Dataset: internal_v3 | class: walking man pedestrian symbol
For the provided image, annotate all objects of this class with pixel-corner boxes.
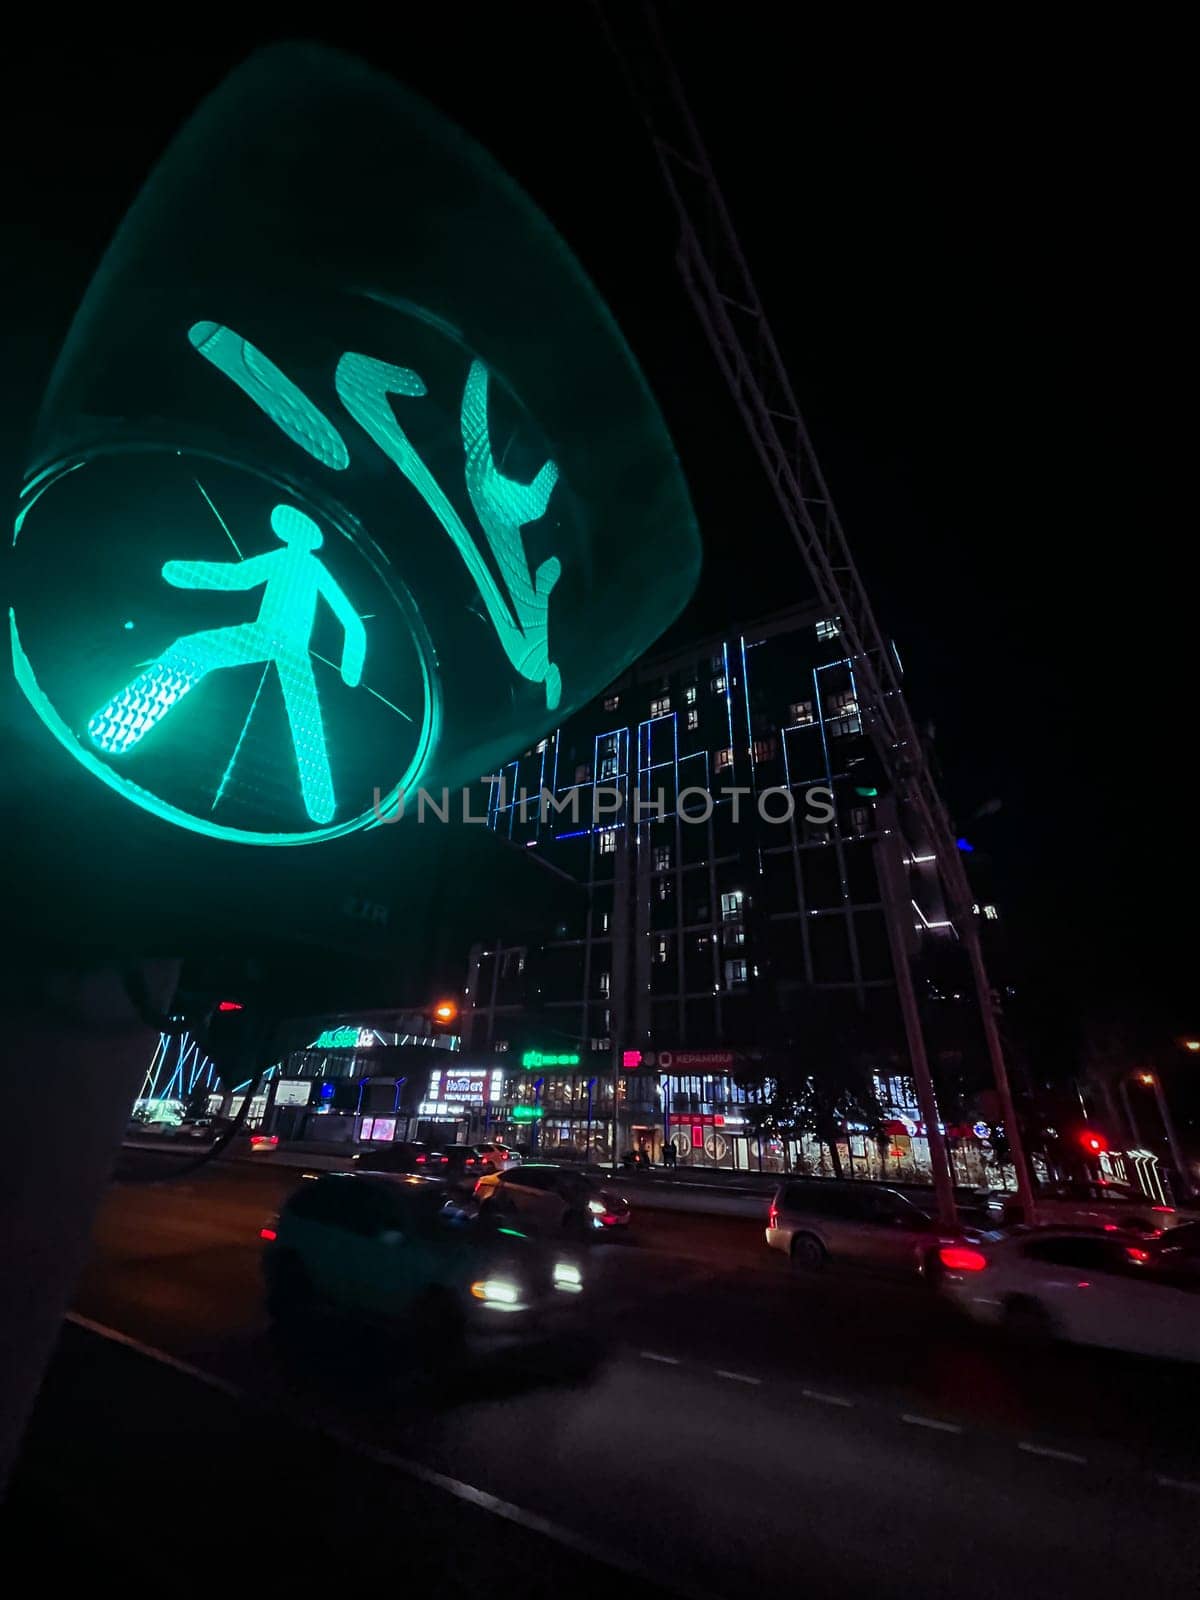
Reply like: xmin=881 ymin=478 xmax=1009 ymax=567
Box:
xmin=88 ymin=505 xmax=366 ymax=824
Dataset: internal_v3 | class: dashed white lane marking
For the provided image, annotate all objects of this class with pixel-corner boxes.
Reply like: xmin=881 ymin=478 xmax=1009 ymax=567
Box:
xmin=902 ymin=1414 xmax=963 ymax=1434
xmin=67 ymin=1315 xmax=723 ymax=1600
xmin=715 ymin=1369 xmax=761 ymax=1385
xmin=639 ymin=1350 xmax=681 ymax=1364
xmin=1018 ymin=1442 xmax=1088 ymax=1465
xmin=801 ymin=1389 xmax=855 ymax=1408
xmin=1155 ymin=1475 xmax=1200 ymax=1494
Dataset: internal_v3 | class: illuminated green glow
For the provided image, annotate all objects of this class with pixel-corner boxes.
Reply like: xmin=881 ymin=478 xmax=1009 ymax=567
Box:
xmin=188 ymin=321 xmax=350 ymax=471
xmin=336 ymin=353 xmax=562 ymax=709
xmin=460 ymin=361 xmax=561 ymax=708
xmin=10 ymin=452 xmax=440 ymax=848
xmin=86 ymin=505 xmax=366 ymax=824
xmin=521 ymin=1050 xmax=580 ymax=1069
xmin=512 ymin=1105 xmax=544 ymax=1122
xmin=312 ymin=1027 xmax=361 ymax=1049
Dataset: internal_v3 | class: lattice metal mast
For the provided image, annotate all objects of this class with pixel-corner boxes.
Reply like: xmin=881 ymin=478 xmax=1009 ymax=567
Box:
xmin=599 ymin=4 xmax=1036 ymax=1222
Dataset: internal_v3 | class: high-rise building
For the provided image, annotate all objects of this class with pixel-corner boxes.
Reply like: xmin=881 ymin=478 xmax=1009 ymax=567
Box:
xmin=458 ymin=602 xmax=963 ymax=1172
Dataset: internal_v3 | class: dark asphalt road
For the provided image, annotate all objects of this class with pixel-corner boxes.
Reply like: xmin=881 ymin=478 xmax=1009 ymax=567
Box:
xmin=25 ymin=1160 xmax=1200 ymax=1594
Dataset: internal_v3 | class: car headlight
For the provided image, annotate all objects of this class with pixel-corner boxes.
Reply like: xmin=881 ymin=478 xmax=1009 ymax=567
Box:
xmin=553 ymin=1261 xmax=584 ymax=1292
xmin=469 ymin=1277 xmax=523 ymax=1308
xmin=587 ymin=1199 xmax=606 ymax=1215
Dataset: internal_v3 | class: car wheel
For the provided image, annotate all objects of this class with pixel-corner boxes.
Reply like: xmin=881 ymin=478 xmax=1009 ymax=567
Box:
xmin=563 ymin=1208 xmax=589 ymax=1239
xmin=1003 ymin=1295 xmax=1056 ymax=1344
xmin=790 ymin=1232 xmax=826 ymax=1272
xmin=265 ymin=1251 xmax=313 ymax=1324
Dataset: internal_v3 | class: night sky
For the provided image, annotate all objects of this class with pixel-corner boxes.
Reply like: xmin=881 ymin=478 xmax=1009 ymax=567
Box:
xmin=3 ymin=14 xmax=1191 ymax=1042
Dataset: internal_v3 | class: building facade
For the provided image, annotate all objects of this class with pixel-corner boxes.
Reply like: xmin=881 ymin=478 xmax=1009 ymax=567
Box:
xmin=461 ymin=603 xmax=963 ymax=1171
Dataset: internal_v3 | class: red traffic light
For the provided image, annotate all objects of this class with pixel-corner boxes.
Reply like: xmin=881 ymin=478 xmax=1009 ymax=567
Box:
xmin=217 ymin=1000 xmax=244 ymax=1012
xmin=1079 ymin=1130 xmax=1108 ymax=1155
xmin=432 ymin=1000 xmax=458 ymax=1025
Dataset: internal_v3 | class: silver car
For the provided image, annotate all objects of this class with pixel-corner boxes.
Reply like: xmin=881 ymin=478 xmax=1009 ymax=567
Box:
xmin=766 ymin=1179 xmax=952 ymax=1275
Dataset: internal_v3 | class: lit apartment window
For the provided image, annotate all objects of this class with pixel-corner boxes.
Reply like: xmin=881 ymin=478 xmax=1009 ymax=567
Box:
xmin=654 ymin=845 xmax=672 ymax=871
xmin=604 ymin=695 xmax=620 ymax=711
xmin=710 ymin=654 xmax=724 ymax=673
xmin=650 ymin=696 xmax=671 ymax=718
xmin=984 ymin=904 xmax=999 ymax=920
xmin=599 ymin=755 xmax=619 ymax=779
xmin=712 ymin=675 xmax=726 ymax=695
xmin=751 ymin=737 xmax=778 ymax=761
xmin=721 ymin=889 xmax=744 ymax=922
xmin=598 ymin=971 xmax=611 ymax=996
xmin=656 ymin=878 xmax=673 ymax=903
xmin=598 ymin=828 xmax=617 ymax=854
xmin=789 ymin=700 xmax=814 ymax=726
xmin=575 ymin=763 xmax=592 ymax=783
xmin=686 ymin=708 xmax=699 ymax=731
xmin=850 ymin=806 xmax=871 ymax=836
xmin=826 ymin=689 xmax=861 ymax=736
xmin=685 ymin=685 xmax=697 ymax=705
xmin=653 ymin=937 xmax=670 ymax=965
xmin=599 ymin=910 xmax=610 ymax=932
xmin=715 ymin=747 xmax=733 ymax=772
xmin=695 ymin=935 xmax=710 ymax=954
xmin=816 ymin=617 xmax=840 ymax=640
xmin=600 ymin=734 xmax=618 ymax=755
xmin=724 ymin=925 xmax=745 ymax=947
xmin=724 ymin=959 xmax=748 ymax=988
xmin=536 ymin=737 xmax=549 ymax=753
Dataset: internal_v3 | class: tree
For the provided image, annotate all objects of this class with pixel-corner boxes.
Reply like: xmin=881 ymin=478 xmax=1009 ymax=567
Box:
xmin=741 ymin=995 xmax=889 ymax=1178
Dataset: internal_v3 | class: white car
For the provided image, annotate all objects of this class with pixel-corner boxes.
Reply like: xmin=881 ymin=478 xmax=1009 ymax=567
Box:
xmin=1000 ymin=1179 xmax=1184 ymax=1235
xmin=938 ymin=1228 xmax=1200 ymax=1362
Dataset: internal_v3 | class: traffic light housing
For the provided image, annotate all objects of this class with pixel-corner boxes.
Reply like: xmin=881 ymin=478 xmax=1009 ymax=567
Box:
xmin=5 ymin=43 xmax=699 ymax=973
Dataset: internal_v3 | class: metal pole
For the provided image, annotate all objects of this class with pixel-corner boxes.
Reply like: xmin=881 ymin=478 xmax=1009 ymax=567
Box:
xmin=961 ymin=925 xmax=1038 ymax=1225
xmin=1119 ymin=1078 xmax=1139 ymax=1147
xmin=1150 ymin=1074 xmax=1191 ymax=1198
xmin=874 ymin=831 xmax=958 ymax=1229
xmin=0 ymin=958 xmax=180 ymax=1492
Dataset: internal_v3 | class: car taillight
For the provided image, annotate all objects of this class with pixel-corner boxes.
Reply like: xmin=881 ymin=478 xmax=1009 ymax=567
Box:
xmin=938 ymin=1246 xmax=988 ymax=1272
xmin=415 ymin=1155 xmax=426 ymax=1164
xmin=768 ymin=1207 xmax=778 ymax=1228
xmin=1152 ymin=1206 xmax=1175 ymax=1214
xmin=260 ymin=1227 xmax=277 ymax=1242
xmin=1126 ymin=1246 xmax=1152 ymax=1264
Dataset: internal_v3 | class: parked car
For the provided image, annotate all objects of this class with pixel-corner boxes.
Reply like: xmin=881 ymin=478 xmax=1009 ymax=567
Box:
xmin=474 ymin=1163 xmax=631 ymax=1236
xmin=765 ymin=1178 xmax=981 ymax=1276
xmin=351 ymin=1141 xmax=430 ymax=1174
xmin=1003 ymin=1178 xmax=1185 ymax=1235
xmin=260 ymin=1173 xmax=587 ymax=1353
xmin=473 ymin=1142 xmax=521 ymax=1172
xmin=937 ymin=1226 xmax=1200 ymax=1360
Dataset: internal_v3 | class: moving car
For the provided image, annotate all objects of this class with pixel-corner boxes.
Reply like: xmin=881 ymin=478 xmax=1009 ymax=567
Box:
xmin=474 ymin=1163 xmax=631 ymax=1236
xmin=260 ymin=1173 xmax=586 ymax=1352
xmin=765 ymin=1178 xmax=974 ymax=1276
xmin=351 ymin=1141 xmax=430 ymax=1174
xmin=937 ymin=1227 xmax=1200 ymax=1360
xmin=1002 ymin=1178 xmax=1183 ymax=1234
